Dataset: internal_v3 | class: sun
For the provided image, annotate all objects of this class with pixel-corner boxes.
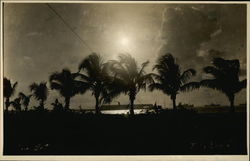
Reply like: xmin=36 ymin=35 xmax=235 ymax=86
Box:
xmin=113 ymin=32 xmax=134 ymax=55
xmin=120 ymin=37 xmax=129 ymax=47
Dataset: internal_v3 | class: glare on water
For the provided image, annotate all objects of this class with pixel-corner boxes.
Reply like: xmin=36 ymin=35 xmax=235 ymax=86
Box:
xmin=101 ymin=109 xmax=148 ymax=114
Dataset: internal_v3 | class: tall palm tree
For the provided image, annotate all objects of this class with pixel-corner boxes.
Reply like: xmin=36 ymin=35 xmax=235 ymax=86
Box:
xmin=49 ymin=68 xmax=88 ymax=110
xmin=109 ymin=54 xmax=153 ymax=115
xmin=149 ymin=53 xmax=199 ymax=110
xmin=19 ymin=92 xmax=32 ymax=111
xmin=10 ymin=97 xmax=22 ymax=111
xmin=201 ymin=57 xmax=246 ymax=112
xmin=77 ymin=53 xmax=114 ymax=114
xmin=29 ymin=82 xmax=48 ymax=110
xmin=3 ymin=77 xmax=18 ymax=111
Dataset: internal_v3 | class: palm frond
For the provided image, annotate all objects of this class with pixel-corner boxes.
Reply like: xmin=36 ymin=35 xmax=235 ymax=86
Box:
xmin=118 ymin=54 xmax=138 ymax=78
xmin=73 ymin=80 xmax=90 ymax=94
xmin=30 ymin=82 xmax=48 ymax=101
xmin=202 ymin=56 xmax=245 ymax=103
xmin=212 ymin=57 xmax=227 ymax=69
xmin=75 ymin=73 xmax=91 ymax=82
xmin=180 ymin=82 xmax=200 ymax=92
xmin=151 ymin=53 xmax=196 ymax=98
xmin=18 ymin=92 xmax=26 ymax=99
xmin=203 ymin=66 xmax=221 ymax=78
xmin=10 ymin=97 xmax=21 ymax=111
xmin=12 ymin=82 xmax=18 ymax=95
xmin=3 ymin=78 xmax=18 ymax=98
xmin=180 ymin=68 xmax=196 ymax=84
xmin=137 ymin=73 xmax=154 ymax=90
xmin=235 ymin=79 xmax=247 ymax=93
xmin=50 ymin=82 xmax=62 ymax=90
xmin=138 ymin=60 xmax=149 ymax=76
xmin=148 ymin=83 xmax=164 ymax=92
xmin=79 ymin=53 xmax=103 ymax=78
xmin=200 ymin=79 xmax=223 ymax=91
xmin=18 ymin=92 xmax=32 ymax=107
xmin=29 ymin=83 xmax=38 ymax=92
xmin=239 ymin=79 xmax=247 ymax=88
xmin=49 ymin=71 xmax=61 ymax=82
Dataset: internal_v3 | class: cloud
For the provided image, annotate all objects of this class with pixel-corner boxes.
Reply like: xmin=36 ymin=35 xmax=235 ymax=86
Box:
xmin=156 ymin=4 xmax=246 ymax=106
xmin=158 ymin=4 xmax=246 ymax=75
xmin=159 ymin=5 xmax=219 ymax=60
xmin=4 ymin=3 xmax=246 ymax=108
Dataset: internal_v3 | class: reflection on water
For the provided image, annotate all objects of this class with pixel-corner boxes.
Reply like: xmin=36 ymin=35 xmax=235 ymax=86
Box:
xmin=101 ymin=109 xmax=151 ymax=114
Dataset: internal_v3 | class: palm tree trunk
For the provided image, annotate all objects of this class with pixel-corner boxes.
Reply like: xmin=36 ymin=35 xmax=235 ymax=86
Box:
xmin=64 ymin=97 xmax=70 ymax=110
xmin=173 ymin=99 xmax=176 ymax=111
xmin=5 ymin=98 xmax=10 ymax=111
xmin=171 ymin=94 xmax=177 ymax=111
xmin=40 ymin=100 xmax=44 ymax=110
xmin=130 ymin=98 xmax=135 ymax=115
xmin=129 ymin=91 xmax=136 ymax=115
xmin=95 ymin=94 xmax=100 ymax=114
xmin=228 ymin=94 xmax=235 ymax=113
xmin=17 ymin=103 xmax=21 ymax=111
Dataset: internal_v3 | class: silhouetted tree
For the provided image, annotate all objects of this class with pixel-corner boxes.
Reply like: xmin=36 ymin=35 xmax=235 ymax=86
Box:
xmin=29 ymin=82 xmax=48 ymax=110
xmin=19 ymin=92 xmax=32 ymax=111
xmin=49 ymin=68 xmax=88 ymax=110
xmin=78 ymin=53 xmax=114 ymax=114
xmin=10 ymin=97 xmax=21 ymax=111
xmin=149 ymin=53 xmax=199 ymax=110
xmin=201 ymin=57 xmax=246 ymax=112
xmin=109 ymin=54 xmax=153 ymax=115
xmin=3 ymin=77 xmax=18 ymax=111
xmin=51 ymin=98 xmax=64 ymax=112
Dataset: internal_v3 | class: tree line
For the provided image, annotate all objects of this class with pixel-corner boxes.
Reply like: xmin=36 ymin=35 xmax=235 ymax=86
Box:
xmin=3 ymin=52 xmax=247 ymax=115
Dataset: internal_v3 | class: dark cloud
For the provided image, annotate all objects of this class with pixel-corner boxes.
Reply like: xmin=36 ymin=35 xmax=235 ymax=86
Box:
xmin=159 ymin=5 xmax=218 ymax=58
xmin=159 ymin=4 xmax=246 ymax=75
xmin=157 ymin=4 xmax=246 ymax=107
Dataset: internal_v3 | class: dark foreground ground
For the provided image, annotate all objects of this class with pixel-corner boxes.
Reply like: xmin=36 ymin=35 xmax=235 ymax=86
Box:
xmin=4 ymin=109 xmax=247 ymax=155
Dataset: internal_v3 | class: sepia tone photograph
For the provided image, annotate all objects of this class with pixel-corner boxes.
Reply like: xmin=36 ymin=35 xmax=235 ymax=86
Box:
xmin=1 ymin=1 xmax=248 ymax=159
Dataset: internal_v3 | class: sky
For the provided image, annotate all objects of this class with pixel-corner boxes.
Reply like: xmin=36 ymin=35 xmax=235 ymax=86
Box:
xmin=3 ymin=3 xmax=247 ymax=109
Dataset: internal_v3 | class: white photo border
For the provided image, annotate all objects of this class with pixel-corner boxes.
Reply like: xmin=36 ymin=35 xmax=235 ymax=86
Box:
xmin=0 ymin=1 xmax=249 ymax=161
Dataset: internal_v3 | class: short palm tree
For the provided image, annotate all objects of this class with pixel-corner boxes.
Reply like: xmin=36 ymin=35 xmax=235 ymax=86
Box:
xmin=201 ymin=57 xmax=246 ymax=112
xmin=51 ymin=98 xmax=64 ymax=111
xmin=49 ymin=68 xmax=88 ymax=110
xmin=77 ymin=53 xmax=114 ymax=114
xmin=29 ymin=82 xmax=48 ymax=110
xmin=149 ymin=53 xmax=199 ymax=110
xmin=3 ymin=77 xmax=18 ymax=111
xmin=109 ymin=54 xmax=153 ymax=115
xmin=10 ymin=97 xmax=22 ymax=111
xmin=19 ymin=92 xmax=32 ymax=111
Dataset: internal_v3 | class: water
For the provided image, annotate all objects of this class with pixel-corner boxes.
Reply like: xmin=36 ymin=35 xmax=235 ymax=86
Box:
xmin=101 ymin=109 xmax=149 ymax=114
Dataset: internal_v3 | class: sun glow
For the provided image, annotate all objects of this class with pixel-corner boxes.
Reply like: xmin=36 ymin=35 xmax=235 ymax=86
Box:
xmin=120 ymin=37 xmax=129 ymax=47
xmin=111 ymin=31 xmax=136 ymax=59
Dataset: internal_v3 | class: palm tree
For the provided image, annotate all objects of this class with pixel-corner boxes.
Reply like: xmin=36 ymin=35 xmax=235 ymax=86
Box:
xmin=51 ymin=98 xmax=64 ymax=111
xmin=149 ymin=53 xmax=199 ymax=110
xmin=29 ymin=82 xmax=48 ymax=110
xmin=200 ymin=57 xmax=246 ymax=112
xmin=3 ymin=77 xmax=18 ymax=111
xmin=109 ymin=54 xmax=153 ymax=115
xmin=49 ymin=68 xmax=88 ymax=110
xmin=19 ymin=92 xmax=32 ymax=111
xmin=77 ymin=53 xmax=114 ymax=114
xmin=10 ymin=97 xmax=22 ymax=111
